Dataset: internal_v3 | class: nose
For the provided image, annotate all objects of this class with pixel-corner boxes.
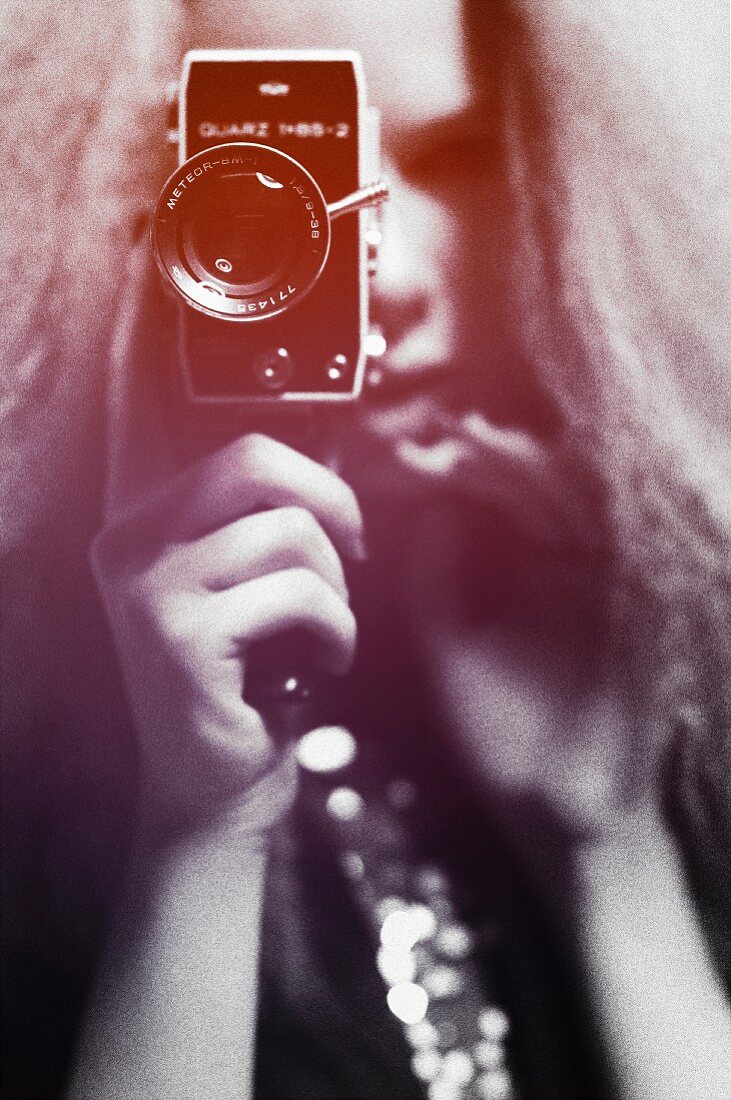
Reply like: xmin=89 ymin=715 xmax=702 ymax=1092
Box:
xmin=369 ymin=171 xmax=456 ymax=379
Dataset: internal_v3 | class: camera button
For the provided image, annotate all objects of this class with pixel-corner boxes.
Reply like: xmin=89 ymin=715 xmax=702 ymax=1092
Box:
xmin=252 ymin=347 xmax=294 ymax=392
xmin=325 ymin=354 xmax=349 ymax=383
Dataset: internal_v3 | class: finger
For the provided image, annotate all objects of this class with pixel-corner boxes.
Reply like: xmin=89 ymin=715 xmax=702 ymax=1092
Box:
xmin=215 ymin=567 xmax=357 ymax=676
xmin=168 ymin=434 xmax=365 ymax=557
xmin=182 ymin=506 xmax=349 ymax=599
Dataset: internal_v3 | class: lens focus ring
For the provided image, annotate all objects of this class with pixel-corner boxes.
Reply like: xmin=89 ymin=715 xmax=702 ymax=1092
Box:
xmin=153 ymin=143 xmax=331 ymax=322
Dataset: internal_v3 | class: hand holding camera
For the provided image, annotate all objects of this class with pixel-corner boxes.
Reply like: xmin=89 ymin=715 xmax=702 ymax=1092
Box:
xmin=91 ymin=433 xmax=363 ymax=841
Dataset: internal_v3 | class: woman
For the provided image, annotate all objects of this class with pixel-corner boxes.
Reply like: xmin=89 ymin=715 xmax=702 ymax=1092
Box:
xmin=1 ymin=1 xmax=729 ymax=1098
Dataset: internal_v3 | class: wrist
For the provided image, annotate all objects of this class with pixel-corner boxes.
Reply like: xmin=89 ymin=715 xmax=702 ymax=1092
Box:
xmin=573 ymin=806 xmax=687 ymax=915
xmin=133 ymin=745 xmax=298 ymax=855
xmin=119 ymin=805 xmax=275 ymax=932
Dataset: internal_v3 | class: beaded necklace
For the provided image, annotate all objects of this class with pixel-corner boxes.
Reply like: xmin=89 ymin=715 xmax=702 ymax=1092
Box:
xmin=295 ymin=724 xmax=519 ymax=1100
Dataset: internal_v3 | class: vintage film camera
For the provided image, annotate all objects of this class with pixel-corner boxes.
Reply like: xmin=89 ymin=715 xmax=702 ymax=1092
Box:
xmin=153 ymin=49 xmax=388 ymax=403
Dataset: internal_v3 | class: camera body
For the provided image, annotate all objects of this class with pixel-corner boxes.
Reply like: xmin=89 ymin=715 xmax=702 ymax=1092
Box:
xmin=155 ymin=50 xmax=380 ymax=402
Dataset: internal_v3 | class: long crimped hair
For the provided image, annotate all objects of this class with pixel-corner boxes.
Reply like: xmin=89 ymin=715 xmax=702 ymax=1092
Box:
xmin=468 ymin=1 xmax=730 ymax=951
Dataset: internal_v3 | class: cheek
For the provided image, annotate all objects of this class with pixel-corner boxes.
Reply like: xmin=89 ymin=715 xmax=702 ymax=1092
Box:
xmin=450 ymin=182 xmax=518 ymax=340
xmin=379 ymin=168 xmax=456 ymax=286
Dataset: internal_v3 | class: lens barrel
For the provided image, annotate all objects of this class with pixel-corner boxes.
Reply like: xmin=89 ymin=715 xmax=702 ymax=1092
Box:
xmin=153 ymin=143 xmax=330 ymax=321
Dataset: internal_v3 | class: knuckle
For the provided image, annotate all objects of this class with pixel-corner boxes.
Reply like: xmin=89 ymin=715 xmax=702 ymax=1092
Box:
xmin=283 ymin=506 xmax=323 ymax=551
xmin=237 ymin=431 xmax=272 ymax=473
xmin=288 ymin=566 xmax=323 ymax=607
xmin=153 ymin=592 xmax=204 ymax=655
xmin=324 ymin=469 xmax=361 ymax=527
xmin=289 ymin=568 xmax=355 ymax=642
xmin=120 ymin=553 xmax=193 ymax=628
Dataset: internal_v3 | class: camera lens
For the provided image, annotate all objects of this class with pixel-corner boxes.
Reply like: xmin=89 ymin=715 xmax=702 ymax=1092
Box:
xmin=183 ymin=171 xmax=296 ymax=293
xmin=153 ymin=143 xmax=330 ymax=321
